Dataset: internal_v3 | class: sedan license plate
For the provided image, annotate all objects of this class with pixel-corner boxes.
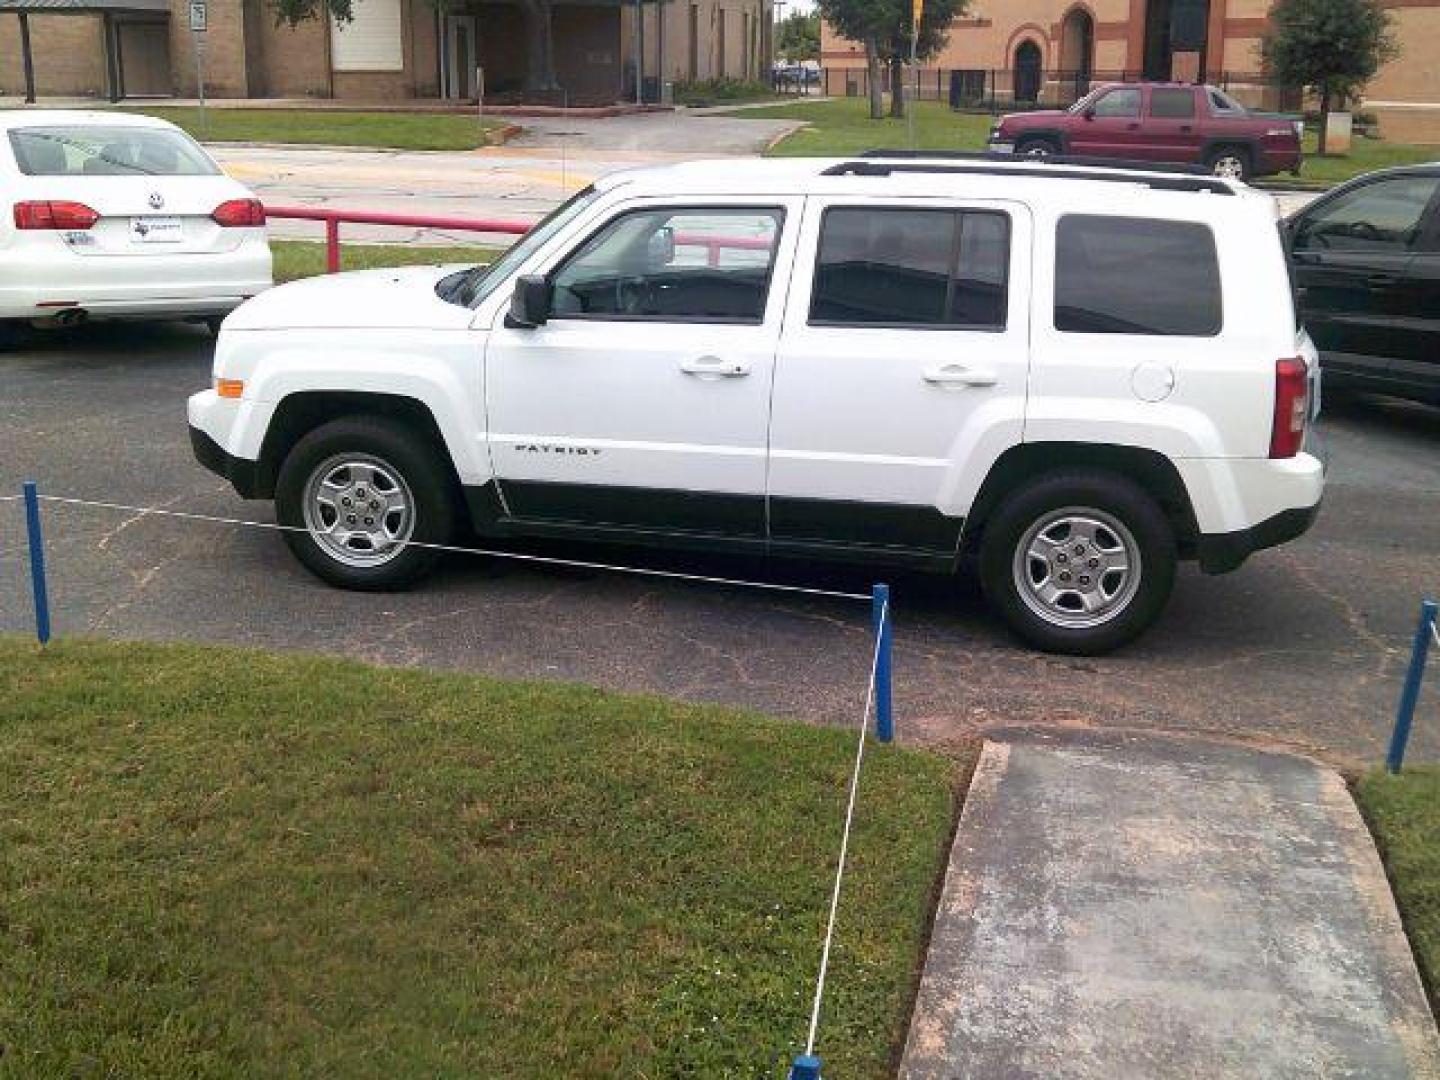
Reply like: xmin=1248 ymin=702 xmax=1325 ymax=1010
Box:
xmin=130 ymin=216 xmax=183 ymax=244
xmin=988 ymin=142 xmax=1015 ymax=155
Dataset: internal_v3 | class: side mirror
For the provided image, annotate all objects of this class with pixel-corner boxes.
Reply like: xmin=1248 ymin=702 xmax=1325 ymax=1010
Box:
xmin=507 ymin=274 xmax=552 ymax=329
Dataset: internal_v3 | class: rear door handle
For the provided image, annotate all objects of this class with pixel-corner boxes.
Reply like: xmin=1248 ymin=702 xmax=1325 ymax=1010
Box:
xmin=923 ymin=363 xmax=998 ymax=387
xmin=1179 ymin=124 xmax=1193 ymax=133
xmin=679 ymin=355 xmax=750 ymax=378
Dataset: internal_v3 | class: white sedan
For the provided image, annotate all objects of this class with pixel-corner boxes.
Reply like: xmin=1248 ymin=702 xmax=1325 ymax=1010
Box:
xmin=0 ymin=110 xmax=271 ymax=343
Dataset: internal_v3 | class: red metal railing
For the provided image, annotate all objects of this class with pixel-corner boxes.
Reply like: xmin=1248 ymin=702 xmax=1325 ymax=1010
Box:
xmin=263 ymin=204 xmax=776 ymax=273
xmin=264 ymin=205 xmax=533 ymax=273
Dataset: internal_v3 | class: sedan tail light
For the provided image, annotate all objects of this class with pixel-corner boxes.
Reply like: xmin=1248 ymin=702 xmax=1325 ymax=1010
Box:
xmin=1270 ymin=357 xmax=1309 ymax=459
xmin=211 ymin=199 xmax=265 ymax=228
xmin=14 ymin=200 xmax=100 ymax=230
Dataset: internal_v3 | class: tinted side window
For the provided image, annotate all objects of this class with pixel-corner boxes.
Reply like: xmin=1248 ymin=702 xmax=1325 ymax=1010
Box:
xmin=1150 ymin=88 xmax=1195 ymax=119
xmin=550 ymin=207 xmax=783 ymax=323
xmin=1055 ymin=215 xmax=1222 ymax=336
xmin=1093 ymin=88 xmax=1142 ymax=118
xmin=1291 ymin=177 xmax=1439 ymax=254
xmin=811 ymin=208 xmax=1009 ymax=328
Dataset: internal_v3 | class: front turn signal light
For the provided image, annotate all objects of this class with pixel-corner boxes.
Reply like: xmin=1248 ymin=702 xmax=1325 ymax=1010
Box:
xmin=216 ymin=378 xmax=244 ymax=399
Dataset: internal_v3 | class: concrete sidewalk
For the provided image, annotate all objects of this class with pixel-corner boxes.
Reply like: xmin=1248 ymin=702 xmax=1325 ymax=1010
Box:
xmin=903 ymin=731 xmax=1440 ymax=1079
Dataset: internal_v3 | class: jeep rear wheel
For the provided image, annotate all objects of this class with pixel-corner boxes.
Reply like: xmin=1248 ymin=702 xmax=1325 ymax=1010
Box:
xmin=1017 ymin=137 xmax=1058 ymax=158
xmin=1207 ymin=146 xmax=1251 ymax=182
xmin=979 ymin=471 xmax=1177 ymax=654
xmin=276 ymin=416 xmax=455 ymax=590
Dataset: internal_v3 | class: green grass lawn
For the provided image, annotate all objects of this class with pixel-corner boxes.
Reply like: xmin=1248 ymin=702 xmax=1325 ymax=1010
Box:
xmin=741 ymin=98 xmax=994 ymax=157
xmin=1295 ymin=132 xmax=1438 ymax=186
xmin=270 ymin=239 xmax=500 ymax=283
xmin=114 ymin=107 xmax=507 ymax=151
xmin=0 ymin=637 xmax=962 ymax=1078
xmin=1355 ymin=767 xmax=1440 ymax=1012
xmin=731 ymin=98 xmax=1436 ymax=185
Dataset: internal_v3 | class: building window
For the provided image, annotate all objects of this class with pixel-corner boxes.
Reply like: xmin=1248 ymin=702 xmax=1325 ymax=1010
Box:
xmin=330 ymin=0 xmax=404 ymax=73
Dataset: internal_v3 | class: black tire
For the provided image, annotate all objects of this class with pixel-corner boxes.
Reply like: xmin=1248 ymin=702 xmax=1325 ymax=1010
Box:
xmin=0 ymin=320 xmax=21 ymax=350
xmin=978 ymin=470 xmax=1177 ymax=655
xmin=1016 ymin=136 xmax=1058 ymax=158
xmin=1206 ymin=145 xmax=1252 ymax=182
xmin=275 ymin=415 xmax=456 ymax=591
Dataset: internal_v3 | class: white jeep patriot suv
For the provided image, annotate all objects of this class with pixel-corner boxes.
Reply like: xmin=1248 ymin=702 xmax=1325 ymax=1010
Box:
xmin=188 ymin=155 xmax=1323 ymax=654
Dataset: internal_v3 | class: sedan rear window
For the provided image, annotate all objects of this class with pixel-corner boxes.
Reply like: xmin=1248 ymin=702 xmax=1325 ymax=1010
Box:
xmin=1054 ymin=215 xmax=1222 ymax=336
xmin=8 ymin=126 xmax=220 ymax=177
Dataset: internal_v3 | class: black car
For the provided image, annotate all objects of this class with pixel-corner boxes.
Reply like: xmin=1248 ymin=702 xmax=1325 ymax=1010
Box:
xmin=1286 ymin=163 xmax=1440 ymax=406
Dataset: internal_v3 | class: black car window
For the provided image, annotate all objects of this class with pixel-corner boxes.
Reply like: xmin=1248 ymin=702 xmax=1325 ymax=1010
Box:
xmin=1055 ymin=215 xmax=1222 ymax=336
xmin=550 ymin=207 xmax=784 ymax=323
xmin=1150 ymin=88 xmax=1196 ymax=119
xmin=1291 ymin=176 xmax=1439 ymax=254
xmin=1092 ymin=88 xmax=1142 ymax=118
xmin=810 ymin=207 xmax=1010 ymax=329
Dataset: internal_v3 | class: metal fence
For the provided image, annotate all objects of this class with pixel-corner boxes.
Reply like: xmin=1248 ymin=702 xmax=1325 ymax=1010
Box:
xmin=822 ymin=67 xmax=1303 ymax=114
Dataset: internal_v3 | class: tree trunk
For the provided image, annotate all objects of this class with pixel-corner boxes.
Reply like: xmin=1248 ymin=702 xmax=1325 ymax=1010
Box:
xmin=888 ymin=56 xmax=906 ymax=118
xmin=520 ymin=0 xmax=560 ymax=97
xmin=865 ymin=38 xmax=884 ymax=119
xmin=1317 ymin=80 xmax=1330 ymax=156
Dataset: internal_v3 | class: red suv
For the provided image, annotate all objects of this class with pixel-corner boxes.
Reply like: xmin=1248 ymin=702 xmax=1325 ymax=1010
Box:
xmin=987 ymin=83 xmax=1303 ymax=182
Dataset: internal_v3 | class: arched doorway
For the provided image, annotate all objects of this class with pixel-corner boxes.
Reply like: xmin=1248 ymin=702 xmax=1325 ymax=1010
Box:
xmin=1014 ymin=40 xmax=1042 ymax=105
xmin=1058 ymin=6 xmax=1094 ymax=101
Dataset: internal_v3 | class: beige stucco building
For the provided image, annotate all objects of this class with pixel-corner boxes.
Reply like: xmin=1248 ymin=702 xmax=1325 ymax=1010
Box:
xmin=0 ymin=0 xmax=768 ymax=104
xmin=821 ymin=0 xmax=1440 ymax=141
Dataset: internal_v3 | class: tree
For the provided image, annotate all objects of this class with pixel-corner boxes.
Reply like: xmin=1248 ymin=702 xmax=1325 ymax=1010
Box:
xmin=271 ymin=0 xmax=561 ymax=95
xmin=817 ymin=0 xmax=967 ymax=119
xmin=776 ymin=11 xmax=821 ymax=62
xmin=1261 ymin=0 xmax=1396 ymax=154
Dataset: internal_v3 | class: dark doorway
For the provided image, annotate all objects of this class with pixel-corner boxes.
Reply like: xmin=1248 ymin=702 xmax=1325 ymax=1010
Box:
xmin=1143 ymin=0 xmax=1209 ymax=80
xmin=1014 ymin=40 xmax=1041 ymax=104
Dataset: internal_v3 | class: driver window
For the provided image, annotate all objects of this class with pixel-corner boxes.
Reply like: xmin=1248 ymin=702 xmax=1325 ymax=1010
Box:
xmin=550 ymin=206 xmax=784 ymax=323
xmin=1293 ymin=177 xmax=1438 ymax=253
xmin=1092 ymin=87 xmax=1141 ymax=118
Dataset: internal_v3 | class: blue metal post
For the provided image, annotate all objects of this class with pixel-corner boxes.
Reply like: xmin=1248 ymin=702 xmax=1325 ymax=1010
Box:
xmin=1387 ymin=599 xmax=1438 ymax=774
xmin=22 ymin=481 xmax=51 ymax=645
xmin=872 ymin=583 xmax=893 ymax=743
xmin=789 ymin=1053 xmax=822 ymax=1080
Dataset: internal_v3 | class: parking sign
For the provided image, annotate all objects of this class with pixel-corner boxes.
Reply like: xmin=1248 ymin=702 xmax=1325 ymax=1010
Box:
xmin=189 ymin=0 xmax=206 ymax=32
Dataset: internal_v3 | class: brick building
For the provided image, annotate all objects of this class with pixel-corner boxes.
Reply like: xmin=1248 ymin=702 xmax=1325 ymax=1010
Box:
xmin=0 ymin=0 xmax=769 ymax=104
xmin=820 ymin=0 xmax=1440 ymax=141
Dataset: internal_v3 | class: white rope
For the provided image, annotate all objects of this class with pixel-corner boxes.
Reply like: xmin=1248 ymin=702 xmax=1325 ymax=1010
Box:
xmin=804 ymin=598 xmax=886 ymax=1056
xmin=0 ymin=495 xmax=21 ymax=503
xmin=29 ymin=494 xmax=872 ymax=603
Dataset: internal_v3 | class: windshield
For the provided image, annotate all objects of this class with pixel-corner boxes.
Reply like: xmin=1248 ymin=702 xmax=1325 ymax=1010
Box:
xmin=439 ymin=184 xmax=602 ymax=308
xmin=1067 ymin=87 xmax=1108 ymax=114
xmin=8 ymin=126 xmax=220 ymax=176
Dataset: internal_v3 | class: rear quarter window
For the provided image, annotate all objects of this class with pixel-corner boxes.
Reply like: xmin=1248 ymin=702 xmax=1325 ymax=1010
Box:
xmin=1054 ymin=215 xmax=1222 ymax=336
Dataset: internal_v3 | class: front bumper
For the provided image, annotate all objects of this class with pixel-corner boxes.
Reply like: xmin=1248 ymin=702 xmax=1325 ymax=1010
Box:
xmin=1196 ymin=500 xmax=1321 ymax=574
xmin=190 ymin=425 xmax=267 ymax=498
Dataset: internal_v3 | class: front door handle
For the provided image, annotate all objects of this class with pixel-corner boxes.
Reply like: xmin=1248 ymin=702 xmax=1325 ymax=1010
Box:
xmin=680 ymin=355 xmax=750 ymax=378
xmin=923 ymin=363 xmax=998 ymax=387
xmin=1367 ymin=274 xmax=1399 ymax=290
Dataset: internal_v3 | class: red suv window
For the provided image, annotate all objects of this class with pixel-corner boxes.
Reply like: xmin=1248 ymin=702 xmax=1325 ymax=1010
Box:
xmin=1150 ymin=88 xmax=1196 ymax=119
xmin=1092 ymin=88 xmax=1142 ymax=118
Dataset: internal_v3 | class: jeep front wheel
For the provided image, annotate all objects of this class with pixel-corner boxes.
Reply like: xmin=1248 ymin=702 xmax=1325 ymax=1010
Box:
xmin=978 ymin=471 xmax=1176 ymax=654
xmin=276 ymin=416 xmax=455 ymax=590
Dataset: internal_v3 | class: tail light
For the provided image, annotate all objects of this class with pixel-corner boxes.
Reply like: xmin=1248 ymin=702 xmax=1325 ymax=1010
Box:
xmin=1270 ymin=357 xmax=1309 ymax=459
xmin=212 ymin=199 xmax=265 ymax=228
xmin=14 ymin=200 xmax=100 ymax=230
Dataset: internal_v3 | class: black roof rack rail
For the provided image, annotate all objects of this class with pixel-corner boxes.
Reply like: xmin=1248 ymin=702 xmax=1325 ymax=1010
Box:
xmin=822 ymin=156 xmax=1234 ymax=195
xmin=858 ymin=149 xmax=1213 ymax=177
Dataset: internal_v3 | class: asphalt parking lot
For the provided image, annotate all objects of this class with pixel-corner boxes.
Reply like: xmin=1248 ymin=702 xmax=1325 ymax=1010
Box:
xmin=2 ymin=321 xmax=1437 ymax=766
